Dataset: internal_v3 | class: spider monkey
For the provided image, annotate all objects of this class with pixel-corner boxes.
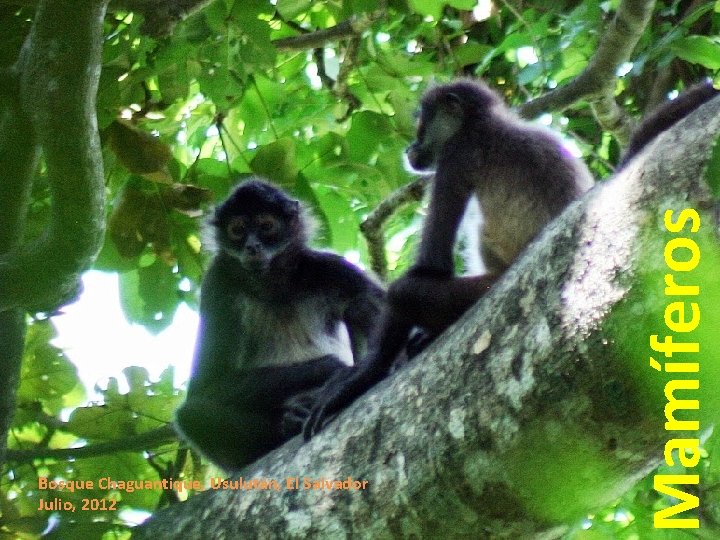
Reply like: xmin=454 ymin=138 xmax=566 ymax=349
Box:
xmin=305 ymin=78 xmax=719 ymax=438
xmin=175 ymin=179 xmax=383 ymax=471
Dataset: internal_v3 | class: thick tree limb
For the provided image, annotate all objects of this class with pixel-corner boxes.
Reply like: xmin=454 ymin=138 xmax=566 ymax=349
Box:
xmin=0 ymin=21 xmax=36 ymax=468
xmin=134 ymin=90 xmax=720 ymax=540
xmin=0 ymin=0 xmax=108 ymax=312
xmin=0 ymin=312 xmax=25 ymax=465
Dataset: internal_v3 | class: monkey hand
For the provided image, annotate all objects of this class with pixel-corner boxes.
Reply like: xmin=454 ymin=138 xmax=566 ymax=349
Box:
xmin=280 ymin=389 xmax=322 ymax=438
xmin=303 ymin=367 xmax=380 ymax=440
xmin=406 ymin=328 xmax=436 ymax=358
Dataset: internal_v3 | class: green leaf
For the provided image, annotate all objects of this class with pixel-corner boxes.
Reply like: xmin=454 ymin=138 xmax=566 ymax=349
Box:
xmin=277 ymin=0 xmax=312 ymax=19
xmin=447 ymin=0 xmax=476 ymax=9
xmin=313 ymin=185 xmax=359 ymax=252
xmin=18 ymin=322 xmax=84 ymax=414
xmin=67 ymin=405 xmax=135 ymax=440
xmin=346 ymin=111 xmax=393 ymax=163
xmin=670 ymin=36 xmax=720 ymax=70
xmin=454 ymin=42 xmax=493 ymax=67
xmin=408 ymin=0 xmax=444 ymax=18
xmin=250 ymin=138 xmax=299 ymax=186
xmin=189 ymin=158 xmax=233 ymax=200
xmin=118 ymin=262 xmax=179 ymax=334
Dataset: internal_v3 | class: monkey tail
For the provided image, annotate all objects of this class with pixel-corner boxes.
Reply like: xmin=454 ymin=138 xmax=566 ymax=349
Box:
xmin=620 ymin=80 xmax=719 ymax=167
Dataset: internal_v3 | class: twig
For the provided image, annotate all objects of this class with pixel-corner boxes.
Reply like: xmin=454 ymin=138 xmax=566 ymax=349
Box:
xmin=360 ymin=177 xmax=427 ymax=278
xmin=272 ymin=13 xmax=378 ymax=50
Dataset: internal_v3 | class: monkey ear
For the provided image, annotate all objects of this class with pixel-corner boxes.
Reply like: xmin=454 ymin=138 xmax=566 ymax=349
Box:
xmin=440 ymin=92 xmax=463 ymax=116
xmin=287 ymin=200 xmax=300 ymax=216
xmin=445 ymin=92 xmax=460 ymax=104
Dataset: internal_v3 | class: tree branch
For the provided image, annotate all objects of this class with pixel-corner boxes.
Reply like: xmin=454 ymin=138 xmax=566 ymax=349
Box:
xmin=120 ymin=0 xmax=214 ymax=37
xmin=5 ymin=425 xmax=177 ymax=463
xmin=272 ymin=13 xmax=379 ymax=51
xmin=134 ymin=86 xmax=720 ymax=540
xmin=0 ymin=0 xmax=109 ymax=312
xmin=0 ymin=0 xmax=213 ymax=37
xmin=359 ymin=177 xmax=427 ymax=279
xmin=519 ymin=0 xmax=656 ymax=144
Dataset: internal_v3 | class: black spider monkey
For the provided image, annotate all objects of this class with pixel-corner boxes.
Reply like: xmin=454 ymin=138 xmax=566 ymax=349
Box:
xmin=304 ymin=78 xmax=719 ymax=438
xmin=175 ymin=178 xmax=384 ymax=471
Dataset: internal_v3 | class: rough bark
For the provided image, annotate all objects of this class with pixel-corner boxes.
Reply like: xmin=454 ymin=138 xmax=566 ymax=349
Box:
xmin=134 ymin=96 xmax=720 ymax=538
xmin=0 ymin=0 xmax=108 ymax=312
xmin=0 ymin=0 xmax=108 ymax=465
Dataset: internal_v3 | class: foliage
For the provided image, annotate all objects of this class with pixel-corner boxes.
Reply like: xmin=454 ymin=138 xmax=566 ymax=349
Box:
xmin=1 ymin=0 xmax=719 ymax=537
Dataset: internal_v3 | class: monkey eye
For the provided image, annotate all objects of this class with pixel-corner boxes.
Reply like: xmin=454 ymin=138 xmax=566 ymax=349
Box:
xmin=256 ymin=214 xmax=281 ymax=237
xmin=226 ymin=217 xmax=246 ymax=241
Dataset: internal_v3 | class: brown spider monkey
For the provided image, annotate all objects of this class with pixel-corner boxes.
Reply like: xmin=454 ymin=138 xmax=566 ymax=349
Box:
xmin=175 ymin=179 xmax=383 ymax=471
xmin=304 ymin=78 xmax=719 ymax=438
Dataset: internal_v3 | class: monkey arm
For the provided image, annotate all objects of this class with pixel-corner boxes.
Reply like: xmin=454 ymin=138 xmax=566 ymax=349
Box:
xmin=185 ymin=256 xmax=243 ymax=395
xmin=341 ymin=276 xmax=385 ymax=361
xmin=414 ymin=157 xmax=476 ymax=274
xmin=223 ymin=357 xmax=351 ymax=409
xmin=299 ymin=251 xmax=385 ymax=361
xmin=305 ymin=162 xmax=481 ymax=438
xmin=304 ymin=306 xmax=413 ymax=439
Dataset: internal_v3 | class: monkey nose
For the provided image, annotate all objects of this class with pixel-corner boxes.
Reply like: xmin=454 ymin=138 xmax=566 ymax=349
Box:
xmin=242 ymin=237 xmax=261 ymax=256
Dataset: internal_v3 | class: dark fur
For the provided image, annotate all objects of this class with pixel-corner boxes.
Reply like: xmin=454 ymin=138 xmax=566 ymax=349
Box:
xmin=620 ymin=80 xmax=719 ymax=167
xmin=176 ymin=179 xmax=383 ymax=470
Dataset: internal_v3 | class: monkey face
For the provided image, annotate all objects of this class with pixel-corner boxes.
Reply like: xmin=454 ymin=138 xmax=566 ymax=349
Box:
xmin=212 ymin=179 xmax=305 ymax=272
xmin=406 ymin=101 xmax=464 ymax=172
xmin=220 ymin=212 xmax=292 ymax=271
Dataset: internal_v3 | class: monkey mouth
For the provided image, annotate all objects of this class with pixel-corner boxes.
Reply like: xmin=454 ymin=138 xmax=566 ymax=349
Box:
xmin=242 ymin=251 xmax=273 ymax=271
xmin=225 ymin=248 xmax=268 ymax=271
xmin=406 ymin=148 xmax=433 ymax=171
xmin=241 ymin=256 xmax=267 ymax=270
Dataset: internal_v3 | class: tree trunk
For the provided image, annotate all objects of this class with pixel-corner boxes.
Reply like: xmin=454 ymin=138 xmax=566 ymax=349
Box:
xmin=135 ymin=95 xmax=720 ymax=539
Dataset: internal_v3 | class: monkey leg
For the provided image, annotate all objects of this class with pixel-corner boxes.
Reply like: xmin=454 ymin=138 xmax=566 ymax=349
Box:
xmin=388 ymin=273 xmax=497 ymax=333
xmin=175 ymin=397 xmax=286 ymax=472
xmin=234 ymin=355 xmax=351 ymax=407
xmin=177 ymin=356 xmax=351 ymax=470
